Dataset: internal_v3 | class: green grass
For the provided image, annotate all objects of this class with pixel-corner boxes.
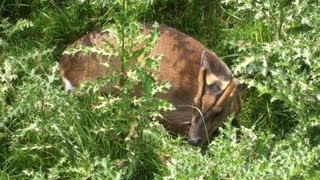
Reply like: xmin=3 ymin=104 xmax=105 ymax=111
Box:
xmin=1 ymin=0 xmax=320 ymax=179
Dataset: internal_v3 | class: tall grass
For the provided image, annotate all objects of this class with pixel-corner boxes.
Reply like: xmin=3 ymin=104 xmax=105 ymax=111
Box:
xmin=1 ymin=0 xmax=319 ymax=179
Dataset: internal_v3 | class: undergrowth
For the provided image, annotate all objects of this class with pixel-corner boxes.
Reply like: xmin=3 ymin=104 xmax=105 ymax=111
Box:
xmin=1 ymin=0 xmax=319 ymax=179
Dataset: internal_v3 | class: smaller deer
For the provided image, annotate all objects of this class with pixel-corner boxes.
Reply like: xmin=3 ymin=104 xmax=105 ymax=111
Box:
xmin=60 ymin=23 xmax=242 ymax=146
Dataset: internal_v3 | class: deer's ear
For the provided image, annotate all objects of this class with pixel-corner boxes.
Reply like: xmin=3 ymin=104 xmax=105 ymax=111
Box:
xmin=200 ymin=50 xmax=210 ymax=70
xmin=200 ymin=50 xmax=219 ymax=86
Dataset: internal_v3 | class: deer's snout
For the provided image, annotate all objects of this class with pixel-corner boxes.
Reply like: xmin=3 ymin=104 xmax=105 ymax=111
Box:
xmin=187 ymin=136 xmax=202 ymax=146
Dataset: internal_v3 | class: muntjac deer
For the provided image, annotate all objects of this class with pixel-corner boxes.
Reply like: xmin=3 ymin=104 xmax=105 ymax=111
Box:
xmin=60 ymin=23 xmax=242 ymax=146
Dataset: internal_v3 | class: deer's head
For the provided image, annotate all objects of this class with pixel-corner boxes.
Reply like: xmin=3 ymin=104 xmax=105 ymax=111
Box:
xmin=188 ymin=51 xmax=242 ymax=146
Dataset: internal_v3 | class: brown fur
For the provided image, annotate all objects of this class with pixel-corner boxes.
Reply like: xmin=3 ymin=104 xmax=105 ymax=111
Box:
xmin=60 ymin=23 xmax=242 ymax=145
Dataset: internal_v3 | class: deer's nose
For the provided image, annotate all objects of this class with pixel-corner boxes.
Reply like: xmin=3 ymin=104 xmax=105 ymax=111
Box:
xmin=187 ymin=137 xmax=201 ymax=146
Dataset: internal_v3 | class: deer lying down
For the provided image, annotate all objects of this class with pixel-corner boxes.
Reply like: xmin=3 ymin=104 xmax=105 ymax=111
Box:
xmin=60 ymin=23 xmax=242 ymax=146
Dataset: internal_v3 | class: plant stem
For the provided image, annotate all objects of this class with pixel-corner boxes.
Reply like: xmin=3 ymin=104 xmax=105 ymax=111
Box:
xmin=278 ymin=1 xmax=285 ymax=40
xmin=120 ymin=0 xmax=126 ymax=86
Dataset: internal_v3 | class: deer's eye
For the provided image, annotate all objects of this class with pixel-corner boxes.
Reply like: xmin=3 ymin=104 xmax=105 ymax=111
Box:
xmin=205 ymin=84 xmax=222 ymax=95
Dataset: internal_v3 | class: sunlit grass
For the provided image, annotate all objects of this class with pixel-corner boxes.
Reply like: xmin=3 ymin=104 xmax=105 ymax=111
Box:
xmin=1 ymin=0 xmax=319 ymax=179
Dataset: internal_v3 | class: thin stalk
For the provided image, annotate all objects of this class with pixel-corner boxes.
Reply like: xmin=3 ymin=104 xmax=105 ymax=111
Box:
xmin=120 ymin=0 xmax=126 ymax=86
xmin=278 ymin=1 xmax=285 ymax=40
xmin=179 ymin=105 xmax=210 ymax=144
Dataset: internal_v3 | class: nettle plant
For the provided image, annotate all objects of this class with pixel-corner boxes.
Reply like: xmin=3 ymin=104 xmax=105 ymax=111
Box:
xmin=0 ymin=18 xmax=34 ymax=119
xmin=222 ymin=0 xmax=320 ymax=124
xmin=63 ymin=1 xmax=172 ymax=177
xmin=211 ymin=0 xmax=320 ymax=178
xmin=1 ymin=1 xmax=170 ymax=178
xmin=68 ymin=3 xmax=171 ymax=136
